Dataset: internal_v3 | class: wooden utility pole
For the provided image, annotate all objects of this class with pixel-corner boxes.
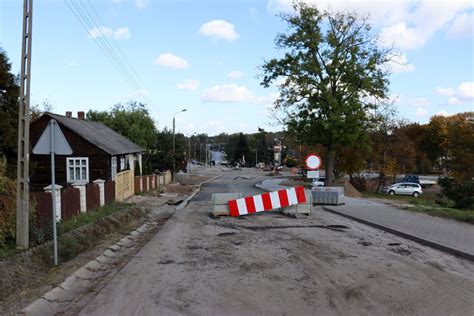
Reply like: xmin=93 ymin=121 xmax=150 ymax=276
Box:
xmin=16 ymin=0 xmax=33 ymax=249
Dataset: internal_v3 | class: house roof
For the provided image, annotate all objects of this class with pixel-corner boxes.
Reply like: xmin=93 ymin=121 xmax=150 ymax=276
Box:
xmin=43 ymin=112 xmax=145 ymax=156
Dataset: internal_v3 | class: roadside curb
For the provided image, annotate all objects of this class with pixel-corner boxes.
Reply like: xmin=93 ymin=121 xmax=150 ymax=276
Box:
xmin=176 ymin=174 xmax=222 ymax=210
xmin=321 ymin=206 xmax=474 ymax=262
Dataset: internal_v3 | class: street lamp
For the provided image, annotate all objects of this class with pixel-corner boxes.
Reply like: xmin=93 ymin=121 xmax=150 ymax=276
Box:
xmin=172 ymin=108 xmax=187 ymax=181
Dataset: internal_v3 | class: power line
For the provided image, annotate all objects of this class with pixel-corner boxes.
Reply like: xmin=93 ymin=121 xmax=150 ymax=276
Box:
xmin=86 ymin=0 xmax=144 ymax=87
xmin=64 ymin=0 xmax=162 ymax=110
xmin=69 ymin=0 xmax=140 ymax=90
xmin=64 ymin=0 xmax=139 ymax=90
xmin=78 ymin=0 xmax=141 ymax=88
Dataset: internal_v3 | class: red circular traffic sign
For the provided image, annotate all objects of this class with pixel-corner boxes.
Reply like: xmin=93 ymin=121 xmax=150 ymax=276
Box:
xmin=305 ymin=153 xmax=322 ymax=170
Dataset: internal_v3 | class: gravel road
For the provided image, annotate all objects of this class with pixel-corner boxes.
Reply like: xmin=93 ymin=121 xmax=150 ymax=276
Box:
xmin=68 ymin=170 xmax=474 ymax=315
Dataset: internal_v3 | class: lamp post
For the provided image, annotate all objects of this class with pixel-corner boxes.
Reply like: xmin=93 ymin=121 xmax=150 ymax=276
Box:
xmin=172 ymin=108 xmax=187 ymax=181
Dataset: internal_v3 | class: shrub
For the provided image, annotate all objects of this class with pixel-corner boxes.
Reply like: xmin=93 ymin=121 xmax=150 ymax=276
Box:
xmin=438 ymin=177 xmax=474 ymax=210
xmin=0 ymin=158 xmax=16 ymax=247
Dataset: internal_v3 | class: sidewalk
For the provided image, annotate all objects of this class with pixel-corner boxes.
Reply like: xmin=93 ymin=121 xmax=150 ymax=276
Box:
xmin=257 ymin=179 xmax=474 ymax=261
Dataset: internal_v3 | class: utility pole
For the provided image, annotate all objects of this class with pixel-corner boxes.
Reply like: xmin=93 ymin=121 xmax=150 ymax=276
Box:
xmin=172 ymin=109 xmax=186 ymax=182
xmin=188 ymin=137 xmax=191 ymax=173
xmin=16 ymin=0 xmax=33 ymax=249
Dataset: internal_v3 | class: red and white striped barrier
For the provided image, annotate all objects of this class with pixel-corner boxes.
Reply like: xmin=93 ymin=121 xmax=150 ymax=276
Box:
xmin=228 ymin=186 xmax=307 ymax=217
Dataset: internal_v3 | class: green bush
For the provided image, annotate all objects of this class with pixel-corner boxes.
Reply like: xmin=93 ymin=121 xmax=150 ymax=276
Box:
xmin=0 ymin=158 xmax=16 ymax=247
xmin=438 ymin=177 xmax=474 ymax=210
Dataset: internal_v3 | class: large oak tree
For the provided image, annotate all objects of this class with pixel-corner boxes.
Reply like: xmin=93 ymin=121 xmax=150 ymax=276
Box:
xmin=261 ymin=2 xmax=391 ymax=184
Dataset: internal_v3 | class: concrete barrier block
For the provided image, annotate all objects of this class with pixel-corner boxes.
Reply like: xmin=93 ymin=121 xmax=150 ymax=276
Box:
xmin=283 ymin=193 xmax=312 ymax=215
xmin=212 ymin=193 xmax=242 ymax=205
xmin=212 ymin=193 xmax=242 ymax=216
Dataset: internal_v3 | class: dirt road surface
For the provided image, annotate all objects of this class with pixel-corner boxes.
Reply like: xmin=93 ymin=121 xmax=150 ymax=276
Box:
xmin=53 ymin=170 xmax=474 ymax=315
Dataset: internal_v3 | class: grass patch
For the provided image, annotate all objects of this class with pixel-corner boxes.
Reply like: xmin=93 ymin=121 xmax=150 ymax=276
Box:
xmin=59 ymin=201 xmax=133 ymax=235
xmin=363 ymin=192 xmax=474 ymax=223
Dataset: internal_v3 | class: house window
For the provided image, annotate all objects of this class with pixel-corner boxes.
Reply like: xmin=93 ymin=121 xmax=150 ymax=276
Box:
xmin=111 ymin=157 xmax=117 ymax=180
xmin=120 ymin=156 xmax=125 ymax=171
xmin=67 ymin=157 xmax=89 ymax=183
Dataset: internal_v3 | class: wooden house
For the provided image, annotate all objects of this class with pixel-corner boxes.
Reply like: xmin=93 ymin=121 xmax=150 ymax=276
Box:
xmin=30 ymin=111 xmax=144 ymax=191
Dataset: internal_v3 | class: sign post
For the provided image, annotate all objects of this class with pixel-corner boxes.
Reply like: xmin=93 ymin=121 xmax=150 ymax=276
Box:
xmin=32 ymin=119 xmax=72 ymax=265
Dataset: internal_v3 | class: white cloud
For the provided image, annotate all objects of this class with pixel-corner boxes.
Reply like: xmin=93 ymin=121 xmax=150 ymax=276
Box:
xmin=267 ymin=0 xmax=473 ymax=51
xmin=154 ymin=53 xmax=190 ymax=69
xmin=177 ymin=79 xmax=199 ymax=90
xmin=436 ymin=82 xmax=474 ymax=104
xmin=114 ymin=27 xmax=130 ymax=39
xmin=384 ymin=53 xmax=415 ymax=73
xmin=201 ymin=83 xmax=277 ymax=105
xmin=458 ymin=82 xmax=474 ymax=100
xmin=436 ymin=110 xmax=450 ymax=117
xmin=379 ymin=1 xmax=473 ymax=50
xmin=448 ymin=97 xmax=462 ymax=105
xmin=447 ymin=12 xmax=474 ymax=37
xmin=89 ymin=26 xmax=113 ymax=38
xmin=415 ymin=107 xmax=428 ymax=117
xmin=88 ymin=26 xmax=131 ymax=40
xmin=435 ymin=87 xmax=456 ymax=96
xmin=199 ymin=20 xmax=239 ymax=41
xmin=227 ymin=71 xmax=244 ymax=79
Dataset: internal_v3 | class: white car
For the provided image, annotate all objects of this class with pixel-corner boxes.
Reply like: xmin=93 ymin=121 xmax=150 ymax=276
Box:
xmin=312 ymin=177 xmax=325 ymax=187
xmin=382 ymin=182 xmax=423 ymax=197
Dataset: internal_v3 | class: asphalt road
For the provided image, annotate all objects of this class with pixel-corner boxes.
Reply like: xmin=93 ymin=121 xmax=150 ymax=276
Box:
xmin=28 ymin=169 xmax=474 ymax=315
xmin=191 ymin=170 xmax=266 ymax=202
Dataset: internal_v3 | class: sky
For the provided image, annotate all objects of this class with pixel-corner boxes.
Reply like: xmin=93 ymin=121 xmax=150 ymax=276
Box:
xmin=1 ymin=0 xmax=473 ymax=136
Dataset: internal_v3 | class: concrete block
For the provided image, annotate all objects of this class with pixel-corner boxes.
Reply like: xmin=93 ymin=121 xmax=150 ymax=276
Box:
xmin=212 ymin=193 xmax=242 ymax=217
xmin=312 ymin=187 xmax=344 ymax=205
xmin=283 ymin=192 xmax=312 ymax=215
xmin=212 ymin=193 xmax=242 ymax=205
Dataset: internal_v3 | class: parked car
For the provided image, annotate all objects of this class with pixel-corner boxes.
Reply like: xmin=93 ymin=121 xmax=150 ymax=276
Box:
xmin=382 ymin=182 xmax=423 ymax=197
xmin=312 ymin=177 xmax=325 ymax=187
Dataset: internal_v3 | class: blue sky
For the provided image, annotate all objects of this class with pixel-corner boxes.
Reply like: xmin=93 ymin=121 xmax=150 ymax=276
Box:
xmin=1 ymin=0 xmax=473 ymax=136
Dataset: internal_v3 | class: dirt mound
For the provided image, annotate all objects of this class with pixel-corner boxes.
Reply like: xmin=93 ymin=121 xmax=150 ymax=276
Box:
xmin=332 ymin=179 xmax=362 ymax=198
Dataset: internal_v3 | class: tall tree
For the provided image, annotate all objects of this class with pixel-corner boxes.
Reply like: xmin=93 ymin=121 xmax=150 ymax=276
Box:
xmin=261 ymin=3 xmax=391 ymax=184
xmin=87 ymin=101 xmax=157 ymax=149
xmin=0 ymin=49 xmax=20 ymax=176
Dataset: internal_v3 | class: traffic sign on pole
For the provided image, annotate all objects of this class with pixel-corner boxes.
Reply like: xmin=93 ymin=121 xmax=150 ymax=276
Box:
xmin=32 ymin=119 xmax=72 ymax=266
xmin=305 ymin=153 xmax=322 ymax=170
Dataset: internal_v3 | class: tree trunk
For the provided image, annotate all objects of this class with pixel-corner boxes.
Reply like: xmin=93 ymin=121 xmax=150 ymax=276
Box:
xmin=325 ymin=148 xmax=335 ymax=186
xmin=376 ymin=172 xmax=385 ymax=192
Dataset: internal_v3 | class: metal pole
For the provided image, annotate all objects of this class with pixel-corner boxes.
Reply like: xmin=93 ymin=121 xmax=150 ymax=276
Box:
xmin=50 ymin=120 xmax=58 ymax=266
xmin=205 ymin=141 xmax=208 ymax=168
xmin=188 ymin=137 xmax=191 ymax=173
xmin=172 ymin=116 xmax=175 ymax=182
xmin=16 ymin=0 xmax=33 ymax=249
